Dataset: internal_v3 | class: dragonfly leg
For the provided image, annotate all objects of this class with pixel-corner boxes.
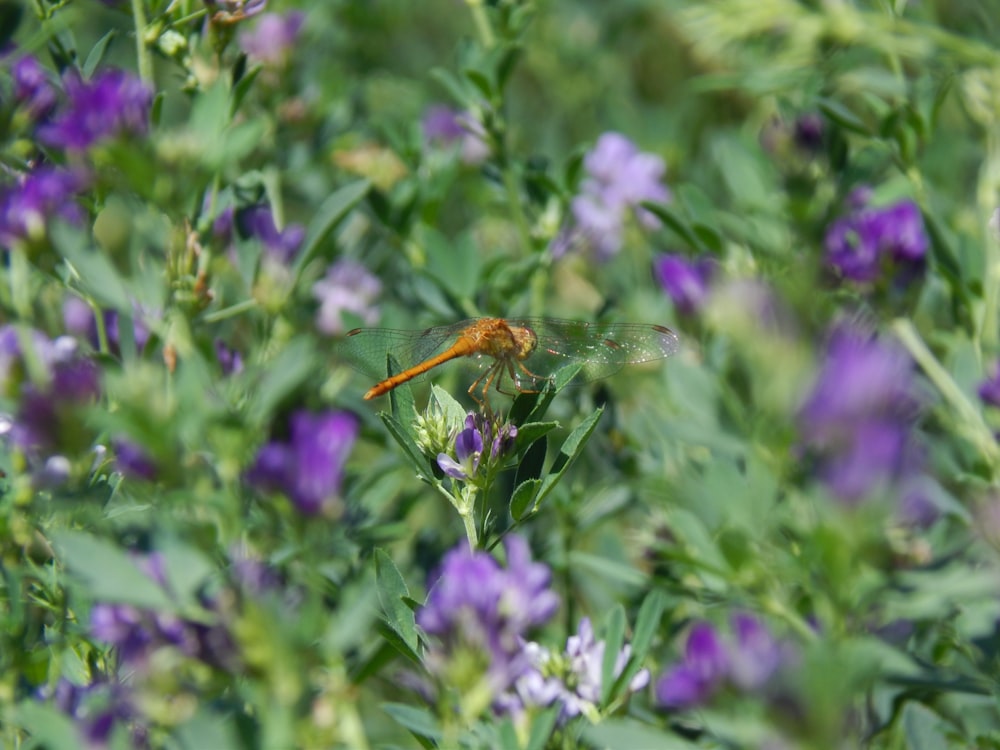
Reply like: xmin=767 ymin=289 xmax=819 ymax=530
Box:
xmin=513 ymin=359 xmax=550 ymax=392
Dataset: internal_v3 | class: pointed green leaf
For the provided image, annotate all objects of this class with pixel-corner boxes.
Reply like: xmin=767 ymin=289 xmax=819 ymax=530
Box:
xmin=601 ymin=605 xmax=626 ymax=705
xmin=51 ymin=530 xmax=173 ymax=610
xmin=381 ymin=413 xmax=433 ymax=478
xmin=374 ymin=548 xmax=419 ymax=655
xmin=533 ymin=407 xmax=603 ymax=509
xmin=381 ymin=703 xmax=442 ymax=742
xmin=294 ymin=180 xmax=371 ymax=278
xmin=513 ymin=421 xmax=558 ymax=450
xmin=525 ymin=706 xmax=560 ymax=750
xmin=14 ymin=702 xmax=80 ymax=750
xmin=510 ymin=478 xmax=541 ymax=521
xmin=83 ymin=30 xmax=116 ymax=77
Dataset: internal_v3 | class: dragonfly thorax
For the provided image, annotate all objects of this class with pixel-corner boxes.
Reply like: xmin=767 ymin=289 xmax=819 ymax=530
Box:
xmin=508 ymin=324 xmax=538 ymax=361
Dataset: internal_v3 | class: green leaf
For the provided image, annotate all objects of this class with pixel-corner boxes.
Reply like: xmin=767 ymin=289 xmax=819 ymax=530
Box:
xmin=525 ymin=706 xmax=560 ymax=750
xmin=630 ymin=591 xmax=667 ymax=662
xmin=510 ymin=478 xmax=541 ymax=521
xmin=381 ymin=703 xmax=442 ymax=742
xmin=157 ymin=533 xmax=216 ymax=609
xmin=601 ymin=605 xmax=626 ymax=705
xmin=514 ymin=431 xmax=547 ymax=486
xmin=293 ymin=179 xmax=371 ymax=279
xmin=583 ymin=719 xmax=700 ymax=749
xmin=83 ymin=30 xmax=116 ymax=78
xmin=248 ymin=338 xmax=318 ymax=425
xmin=640 ymin=203 xmax=705 ymax=252
xmin=374 ymin=548 xmax=419 ymax=654
xmin=51 ymin=530 xmax=173 ymax=610
xmin=569 ymin=551 xmax=648 ymax=589
xmin=430 ymin=384 xmax=468 ymax=426
xmin=514 ymin=421 xmax=557 ymax=450
xmin=14 ymin=701 xmax=80 ymax=750
xmin=51 ymin=225 xmax=131 ymax=311
xmin=818 ymin=97 xmax=871 ymax=135
xmin=902 ymin=702 xmax=952 ymax=750
xmin=532 ymin=407 xmax=603 ymax=510
xmin=381 ymin=413 xmax=433 ymax=478
xmin=174 ymin=710 xmax=241 ymax=750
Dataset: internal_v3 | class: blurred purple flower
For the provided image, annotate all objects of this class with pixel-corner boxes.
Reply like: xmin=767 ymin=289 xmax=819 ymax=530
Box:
xmin=113 ymin=438 xmax=158 ymax=480
xmin=239 ymin=12 xmax=306 ymax=65
xmin=552 ymin=132 xmax=670 ymax=262
xmin=824 ymin=197 xmax=928 ymax=283
xmin=38 ymin=69 xmax=152 ymax=150
xmin=39 ymin=677 xmax=146 ymax=749
xmin=655 ymin=615 xmax=788 ymax=711
xmin=792 ymin=113 xmax=824 ymax=152
xmin=417 ymin=535 xmax=559 ymax=692
xmin=12 ymin=55 xmax=57 ymax=120
xmin=62 ymin=298 xmax=152 ymax=355
xmin=502 ymin=617 xmax=649 ymax=723
xmin=235 ymin=204 xmax=305 ymax=263
xmin=979 ymin=361 xmax=1000 ymax=408
xmin=654 ymin=253 xmax=714 ymax=315
xmin=0 ymin=166 xmax=88 ymax=249
xmin=312 ymin=259 xmax=382 ymax=335
xmin=422 ymin=105 xmax=490 ymax=165
xmin=0 ymin=327 xmax=100 ymax=454
xmin=654 ymin=622 xmax=729 ymax=709
xmin=214 ymin=338 xmax=244 ymax=375
xmin=798 ymin=325 xmax=922 ymax=503
xmin=246 ymin=410 xmax=358 ymax=515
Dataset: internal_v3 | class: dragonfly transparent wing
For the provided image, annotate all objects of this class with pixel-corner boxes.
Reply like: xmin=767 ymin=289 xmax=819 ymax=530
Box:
xmin=508 ymin=318 xmax=680 ymax=383
xmin=335 ymin=319 xmax=494 ymax=382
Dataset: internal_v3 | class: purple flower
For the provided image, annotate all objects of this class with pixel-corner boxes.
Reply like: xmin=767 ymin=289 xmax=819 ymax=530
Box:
xmin=727 ymin=613 xmax=783 ymax=690
xmin=422 ymin=105 xmax=490 ymax=165
xmin=38 ymin=69 xmax=152 ymax=150
xmin=113 ymin=438 xmax=158 ymax=480
xmin=437 ymin=412 xmax=517 ymax=481
xmin=312 ymin=259 xmax=382 ymax=335
xmin=0 ymin=327 xmax=100 ymax=454
xmin=655 ymin=615 xmax=789 ymax=711
xmin=234 ymin=204 xmax=305 ymax=262
xmin=246 ymin=410 xmax=358 ymax=515
xmin=798 ymin=325 xmax=922 ymax=503
xmin=39 ymin=677 xmax=145 ymax=749
xmin=0 ymin=167 xmax=87 ymax=249
xmin=552 ymin=132 xmax=670 ymax=262
xmin=239 ymin=12 xmax=306 ymax=65
xmin=417 ymin=535 xmax=559 ymax=691
xmin=792 ymin=113 xmax=824 ymax=152
xmin=653 ymin=254 xmax=714 ymax=315
xmin=654 ymin=622 xmax=729 ymax=709
xmin=214 ymin=338 xmax=244 ymax=375
xmin=980 ymin=362 xmax=1000 ymax=408
xmin=824 ymin=197 xmax=928 ymax=283
xmin=502 ymin=617 xmax=650 ymax=723
xmin=12 ymin=55 xmax=57 ymax=120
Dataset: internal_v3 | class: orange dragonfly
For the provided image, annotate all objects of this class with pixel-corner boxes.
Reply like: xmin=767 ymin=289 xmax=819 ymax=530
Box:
xmin=338 ymin=317 xmax=679 ymax=404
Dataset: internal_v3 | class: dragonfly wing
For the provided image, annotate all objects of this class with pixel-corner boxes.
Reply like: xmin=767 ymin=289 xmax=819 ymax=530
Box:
xmin=511 ymin=318 xmax=680 ymax=384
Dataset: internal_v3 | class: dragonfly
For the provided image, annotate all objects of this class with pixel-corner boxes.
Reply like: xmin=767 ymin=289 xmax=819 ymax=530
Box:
xmin=338 ymin=317 xmax=680 ymax=404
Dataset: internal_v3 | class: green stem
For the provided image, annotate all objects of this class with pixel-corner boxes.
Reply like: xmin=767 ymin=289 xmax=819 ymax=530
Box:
xmin=466 ymin=0 xmax=495 ymax=49
xmin=9 ymin=248 xmax=31 ymax=319
xmin=131 ymin=0 xmax=154 ymax=84
xmin=892 ymin=318 xmax=1000 ymax=474
xmin=502 ymin=164 xmax=531 ymax=257
xmin=201 ymin=298 xmax=260 ymax=323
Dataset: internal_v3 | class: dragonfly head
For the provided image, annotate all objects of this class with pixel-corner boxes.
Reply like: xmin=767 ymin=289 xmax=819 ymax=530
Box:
xmin=510 ymin=324 xmax=538 ymax=361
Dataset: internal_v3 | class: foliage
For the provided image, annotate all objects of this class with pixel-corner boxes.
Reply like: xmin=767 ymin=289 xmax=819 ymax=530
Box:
xmin=3 ymin=0 xmax=1000 ymax=748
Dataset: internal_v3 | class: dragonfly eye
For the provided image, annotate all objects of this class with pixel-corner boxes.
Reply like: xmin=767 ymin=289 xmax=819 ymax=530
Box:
xmin=510 ymin=325 xmax=538 ymax=360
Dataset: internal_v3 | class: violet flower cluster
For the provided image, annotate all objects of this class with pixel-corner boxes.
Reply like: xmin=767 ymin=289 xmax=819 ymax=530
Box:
xmin=824 ymin=193 xmax=928 ymax=284
xmin=0 ymin=326 xmax=100 ymax=473
xmin=436 ymin=412 xmax=518 ymax=482
xmin=552 ymin=132 xmax=670 ymax=262
xmin=214 ymin=204 xmax=306 ymax=264
xmin=312 ymin=258 xmax=383 ymax=335
xmin=655 ymin=614 xmax=788 ymax=710
xmin=239 ymin=11 xmax=306 ymax=66
xmin=422 ymin=105 xmax=491 ymax=165
xmin=797 ymin=325 xmax=923 ymax=504
xmin=0 ymin=167 xmax=88 ymax=251
xmin=89 ymin=552 xmax=240 ymax=672
xmin=38 ymin=677 xmax=147 ymax=749
xmin=245 ymin=409 xmax=358 ymax=515
xmin=498 ymin=617 xmax=650 ymax=725
xmin=417 ymin=535 xmax=559 ymax=694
